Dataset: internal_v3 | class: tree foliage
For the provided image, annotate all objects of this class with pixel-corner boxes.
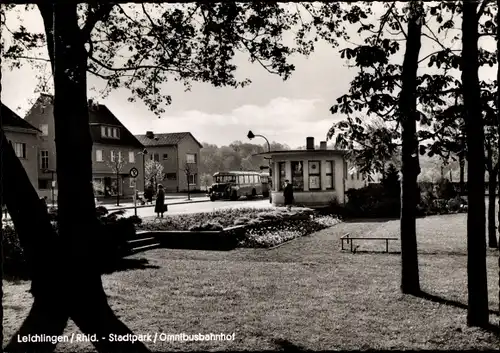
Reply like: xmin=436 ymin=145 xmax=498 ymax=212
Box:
xmin=2 ymin=3 xmax=346 ymax=114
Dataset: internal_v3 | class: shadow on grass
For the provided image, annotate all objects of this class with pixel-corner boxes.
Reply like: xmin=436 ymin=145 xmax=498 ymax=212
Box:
xmin=100 ymin=257 xmax=160 ymax=275
xmin=342 ymin=250 xmax=401 ymax=255
xmin=343 ymin=217 xmax=399 ymax=223
xmin=417 ymin=291 xmax=500 ymax=318
xmin=272 ymin=338 xmax=307 ymax=351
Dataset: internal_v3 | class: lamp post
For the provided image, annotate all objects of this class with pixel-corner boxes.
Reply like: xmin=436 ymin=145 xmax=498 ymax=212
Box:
xmin=247 ymin=130 xmax=272 ymax=203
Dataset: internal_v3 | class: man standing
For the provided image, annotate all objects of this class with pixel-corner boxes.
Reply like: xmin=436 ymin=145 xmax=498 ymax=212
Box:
xmin=283 ymin=179 xmax=294 ymax=211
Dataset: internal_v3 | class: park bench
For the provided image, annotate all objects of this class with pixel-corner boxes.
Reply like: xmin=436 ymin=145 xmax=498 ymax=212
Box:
xmin=340 ymin=233 xmax=398 ymax=253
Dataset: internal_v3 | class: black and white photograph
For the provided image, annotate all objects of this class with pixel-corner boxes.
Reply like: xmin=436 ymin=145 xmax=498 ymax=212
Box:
xmin=1 ymin=1 xmax=500 ymax=351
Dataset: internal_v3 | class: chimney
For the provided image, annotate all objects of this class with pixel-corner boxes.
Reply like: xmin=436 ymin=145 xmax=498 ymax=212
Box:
xmin=306 ymin=137 xmax=315 ymax=150
xmin=320 ymin=141 xmax=327 ymax=150
xmin=146 ymin=131 xmax=154 ymax=139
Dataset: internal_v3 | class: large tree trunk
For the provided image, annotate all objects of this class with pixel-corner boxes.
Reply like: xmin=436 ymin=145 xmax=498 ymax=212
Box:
xmin=497 ymin=0 xmax=500 ymax=328
xmin=1 ymin=129 xmax=70 ymax=352
xmin=4 ymin=4 xmax=151 ymax=353
xmin=461 ymin=0 xmax=489 ymax=327
xmin=487 ymin=166 xmax=498 ymax=248
xmin=459 ymin=150 xmax=466 ymax=195
xmin=398 ymin=1 xmax=422 ymax=295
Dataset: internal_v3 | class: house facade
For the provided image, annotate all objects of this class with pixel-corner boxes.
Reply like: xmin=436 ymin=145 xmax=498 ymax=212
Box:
xmin=24 ymin=94 xmax=145 ymax=199
xmin=259 ymin=137 xmax=366 ymax=208
xmin=135 ymin=131 xmax=203 ymax=192
xmin=2 ymin=103 xmax=41 ymax=194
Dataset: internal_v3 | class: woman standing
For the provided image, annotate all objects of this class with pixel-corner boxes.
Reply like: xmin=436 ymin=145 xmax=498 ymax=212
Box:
xmin=155 ymin=184 xmax=166 ymax=218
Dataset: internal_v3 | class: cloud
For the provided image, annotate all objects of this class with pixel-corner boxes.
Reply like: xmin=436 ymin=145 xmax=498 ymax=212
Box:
xmin=115 ymin=97 xmax=336 ymax=148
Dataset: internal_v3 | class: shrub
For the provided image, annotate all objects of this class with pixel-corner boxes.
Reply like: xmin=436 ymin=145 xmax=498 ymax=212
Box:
xmin=2 ymin=225 xmax=28 ymax=279
xmin=188 ymin=222 xmax=224 ymax=231
xmin=436 ymin=178 xmax=456 ymax=200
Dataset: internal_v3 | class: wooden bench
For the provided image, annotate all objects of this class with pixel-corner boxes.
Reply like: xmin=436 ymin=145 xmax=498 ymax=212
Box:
xmin=341 ymin=233 xmax=398 ymax=253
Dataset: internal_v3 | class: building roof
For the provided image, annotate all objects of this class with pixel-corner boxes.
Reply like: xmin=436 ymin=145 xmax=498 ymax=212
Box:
xmin=213 ymin=170 xmax=264 ymax=176
xmin=28 ymin=94 xmax=144 ymax=148
xmin=135 ymin=132 xmax=203 ymax=148
xmin=1 ymin=103 xmax=40 ymax=133
xmin=88 ymin=104 xmax=144 ymax=149
xmin=255 ymin=149 xmax=346 ymax=158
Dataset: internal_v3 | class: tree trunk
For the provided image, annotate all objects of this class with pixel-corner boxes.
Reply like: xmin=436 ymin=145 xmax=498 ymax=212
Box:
xmin=459 ymin=150 xmax=466 ymax=195
xmin=116 ymin=173 xmax=120 ymax=206
xmin=461 ymin=0 xmax=489 ymax=327
xmin=398 ymin=1 xmax=422 ymax=295
xmin=187 ymin=174 xmax=191 ymax=200
xmin=497 ymin=0 xmax=500 ymax=328
xmin=1 ymin=131 xmax=70 ymax=352
xmin=8 ymin=4 xmax=152 ymax=352
xmin=488 ymin=167 xmax=498 ymax=248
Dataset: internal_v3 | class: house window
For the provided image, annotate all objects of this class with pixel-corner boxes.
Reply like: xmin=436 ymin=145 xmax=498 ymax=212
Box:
xmin=326 ymin=161 xmax=335 ymax=190
xmin=188 ymin=173 xmax=197 ymax=185
xmin=166 ymin=173 xmax=177 ymax=180
xmin=39 ymin=124 xmax=48 ymax=136
xmin=129 ymin=177 xmax=136 ymax=188
xmin=129 ymin=151 xmax=135 ymax=163
xmin=40 ymin=150 xmax=49 ymax=170
xmin=163 ymin=153 xmax=168 ymax=160
xmin=110 ymin=150 xmax=115 ymax=162
xmin=291 ymin=161 xmax=304 ymax=191
xmin=117 ymin=151 xmax=122 ymax=163
xmin=278 ymin=162 xmax=286 ymax=191
xmin=150 ymin=153 xmax=160 ymax=162
xmin=14 ymin=142 xmax=26 ymax=159
xmin=96 ymin=150 xmax=103 ymax=162
xmin=92 ymin=177 xmax=105 ymax=196
xmin=101 ymin=126 xmax=120 ymax=139
xmin=38 ymin=179 xmax=50 ymax=190
xmin=186 ymin=153 xmax=197 ymax=164
xmin=308 ymin=161 xmax=321 ymax=190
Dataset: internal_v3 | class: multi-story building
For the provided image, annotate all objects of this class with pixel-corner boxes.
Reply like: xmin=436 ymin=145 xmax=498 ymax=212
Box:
xmin=135 ymin=131 xmax=203 ymax=192
xmin=2 ymin=103 xmax=41 ymax=193
xmin=24 ymin=94 xmax=145 ymax=199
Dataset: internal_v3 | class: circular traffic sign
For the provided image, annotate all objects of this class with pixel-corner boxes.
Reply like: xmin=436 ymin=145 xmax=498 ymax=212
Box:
xmin=129 ymin=167 xmax=139 ymax=178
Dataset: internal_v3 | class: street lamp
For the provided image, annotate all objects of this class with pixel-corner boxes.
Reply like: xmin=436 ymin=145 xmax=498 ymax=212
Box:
xmin=247 ymin=130 xmax=272 ymax=203
xmin=247 ymin=130 xmax=270 ymax=152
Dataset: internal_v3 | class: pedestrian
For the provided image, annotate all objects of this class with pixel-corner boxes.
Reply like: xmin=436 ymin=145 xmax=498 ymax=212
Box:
xmin=283 ymin=179 xmax=294 ymax=211
xmin=155 ymin=184 xmax=166 ymax=218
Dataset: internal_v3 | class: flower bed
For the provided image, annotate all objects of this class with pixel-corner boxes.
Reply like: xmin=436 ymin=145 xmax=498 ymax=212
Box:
xmin=138 ymin=208 xmax=341 ymax=248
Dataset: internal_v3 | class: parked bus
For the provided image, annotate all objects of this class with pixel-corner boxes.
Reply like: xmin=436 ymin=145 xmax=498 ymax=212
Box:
xmin=209 ymin=171 xmax=268 ymax=201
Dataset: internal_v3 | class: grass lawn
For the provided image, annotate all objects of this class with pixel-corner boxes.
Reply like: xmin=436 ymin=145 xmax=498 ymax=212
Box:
xmin=3 ymin=213 xmax=500 ymax=351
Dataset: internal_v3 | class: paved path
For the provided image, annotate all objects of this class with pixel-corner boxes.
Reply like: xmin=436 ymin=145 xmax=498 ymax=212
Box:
xmin=120 ymin=198 xmax=272 ymax=219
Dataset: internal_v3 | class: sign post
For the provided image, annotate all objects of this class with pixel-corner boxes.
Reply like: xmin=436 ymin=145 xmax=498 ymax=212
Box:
xmin=129 ymin=167 xmax=139 ymax=216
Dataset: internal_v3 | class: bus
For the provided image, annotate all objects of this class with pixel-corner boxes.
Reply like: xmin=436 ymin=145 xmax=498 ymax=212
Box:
xmin=209 ymin=171 xmax=269 ymax=201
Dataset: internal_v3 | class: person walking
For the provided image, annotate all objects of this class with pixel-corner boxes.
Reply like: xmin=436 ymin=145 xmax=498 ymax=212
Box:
xmin=155 ymin=184 xmax=166 ymax=218
xmin=283 ymin=179 xmax=294 ymax=211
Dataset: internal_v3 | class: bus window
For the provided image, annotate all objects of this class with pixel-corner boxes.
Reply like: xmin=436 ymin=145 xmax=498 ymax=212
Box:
xmin=239 ymin=176 xmax=244 ymax=185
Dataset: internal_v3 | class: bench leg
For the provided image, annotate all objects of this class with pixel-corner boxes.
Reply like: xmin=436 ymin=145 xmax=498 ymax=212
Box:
xmin=386 ymin=239 xmax=389 ymax=253
xmin=350 ymin=240 xmax=353 ymax=253
xmin=341 ymin=239 xmax=344 ymax=251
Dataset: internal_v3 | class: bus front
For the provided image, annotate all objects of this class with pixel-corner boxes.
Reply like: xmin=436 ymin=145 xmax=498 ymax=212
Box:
xmin=209 ymin=173 xmax=236 ymax=201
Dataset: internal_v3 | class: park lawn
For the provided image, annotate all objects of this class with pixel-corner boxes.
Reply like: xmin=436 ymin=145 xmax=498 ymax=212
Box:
xmin=2 ymin=213 xmax=500 ymax=351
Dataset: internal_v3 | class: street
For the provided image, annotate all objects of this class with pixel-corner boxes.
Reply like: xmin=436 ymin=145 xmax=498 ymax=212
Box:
xmin=118 ymin=198 xmax=273 ymax=218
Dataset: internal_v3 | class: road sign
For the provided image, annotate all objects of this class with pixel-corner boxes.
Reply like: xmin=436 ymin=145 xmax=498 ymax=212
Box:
xmin=129 ymin=167 xmax=139 ymax=178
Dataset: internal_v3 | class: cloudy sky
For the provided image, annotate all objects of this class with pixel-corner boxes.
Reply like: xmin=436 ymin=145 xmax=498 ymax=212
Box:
xmin=1 ymin=3 xmax=496 ymax=148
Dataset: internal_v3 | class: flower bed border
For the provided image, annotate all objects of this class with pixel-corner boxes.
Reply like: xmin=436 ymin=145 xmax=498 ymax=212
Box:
xmin=132 ymin=225 xmax=246 ymax=251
